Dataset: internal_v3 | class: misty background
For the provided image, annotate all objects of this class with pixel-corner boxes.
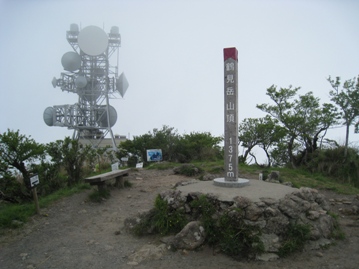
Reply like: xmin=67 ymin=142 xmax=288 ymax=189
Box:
xmin=0 ymin=0 xmax=358 ymax=162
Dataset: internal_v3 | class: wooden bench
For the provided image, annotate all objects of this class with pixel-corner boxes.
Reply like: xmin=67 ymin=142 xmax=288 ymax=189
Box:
xmin=84 ymin=169 xmax=130 ymax=191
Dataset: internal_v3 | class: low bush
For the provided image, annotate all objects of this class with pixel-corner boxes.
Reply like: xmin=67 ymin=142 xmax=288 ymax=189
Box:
xmin=133 ymin=194 xmax=187 ymax=236
xmin=278 ymin=222 xmax=311 ymax=257
xmin=133 ymin=194 xmax=264 ymax=259
xmin=328 ymin=212 xmax=346 ymax=240
xmin=305 ymin=146 xmax=359 ymax=188
xmin=190 ymin=195 xmax=264 ymax=259
xmin=173 ymin=164 xmax=203 ymax=177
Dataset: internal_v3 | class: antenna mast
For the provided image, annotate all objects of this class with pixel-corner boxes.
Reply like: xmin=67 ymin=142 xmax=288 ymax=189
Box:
xmin=43 ymin=24 xmax=129 ymax=150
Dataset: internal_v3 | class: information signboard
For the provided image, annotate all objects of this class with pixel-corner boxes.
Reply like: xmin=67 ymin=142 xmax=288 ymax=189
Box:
xmin=30 ymin=175 xmax=40 ymax=188
xmin=111 ymin=162 xmax=119 ymax=171
xmin=146 ymin=149 xmax=162 ymax=162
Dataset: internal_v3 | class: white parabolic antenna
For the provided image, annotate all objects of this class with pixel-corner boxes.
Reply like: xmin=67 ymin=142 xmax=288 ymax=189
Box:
xmin=78 ymin=26 xmax=109 ymax=56
xmin=75 ymin=76 xmax=87 ymax=88
xmin=98 ymin=105 xmax=117 ymax=127
xmin=116 ymin=72 xmax=129 ymax=97
xmin=61 ymin=51 xmax=81 ymax=71
xmin=43 ymin=107 xmax=54 ymax=126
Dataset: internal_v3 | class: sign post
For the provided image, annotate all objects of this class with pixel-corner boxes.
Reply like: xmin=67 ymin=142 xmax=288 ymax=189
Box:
xmin=213 ymin=47 xmax=249 ymax=188
xmin=30 ymin=175 xmax=40 ymax=214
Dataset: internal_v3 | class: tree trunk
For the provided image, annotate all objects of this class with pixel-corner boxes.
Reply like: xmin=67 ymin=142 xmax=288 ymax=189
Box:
xmin=288 ymin=136 xmax=296 ymax=168
xmin=12 ymin=161 xmax=31 ymax=189
xmin=242 ymin=146 xmax=254 ymax=163
xmin=264 ymin=149 xmax=271 ymax=168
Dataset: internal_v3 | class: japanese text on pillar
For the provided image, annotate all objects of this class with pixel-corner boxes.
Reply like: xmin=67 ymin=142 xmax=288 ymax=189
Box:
xmin=224 ymin=54 xmax=238 ymax=181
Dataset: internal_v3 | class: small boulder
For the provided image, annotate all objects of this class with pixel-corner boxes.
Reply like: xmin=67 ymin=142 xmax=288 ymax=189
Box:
xmin=202 ymin=174 xmax=216 ymax=181
xmin=128 ymin=244 xmax=166 ymax=264
xmin=267 ymin=171 xmax=280 ymax=181
xmin=233 ymin=196 xmax=252 ymax=209
xmin=172 ymin=221 xmax=206 ymax=250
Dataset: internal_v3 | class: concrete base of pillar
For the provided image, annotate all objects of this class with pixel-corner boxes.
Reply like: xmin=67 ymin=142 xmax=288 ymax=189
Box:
xmin=213 ymin=177 xmax=250 ymax=188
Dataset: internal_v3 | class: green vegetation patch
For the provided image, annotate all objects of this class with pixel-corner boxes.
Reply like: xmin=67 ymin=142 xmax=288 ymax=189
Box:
xmin=190 ymin=195 xmax=264 ymax=259
xmin=217 ymin=213 xmax=264 ymax=258
xmin=88 ymin=188 xmax=111 ymax=203
xmin=174 ymin=164 xmax=204 ymax=177
xmin=133 ymin=194 xmax=187 ymax=236
xmin=146 ymin=162 xmax=179 ymax=170
xmin=0 ymin=203 xmax=34 ymax=229
xmin=278 ymin=222 xmax=311 ymax=257
xmin=328 ymin=212 xmax=346 ymax=240
xmin=132 ymin=194 xmax=264 ymax=259
xmin=0 ymin=183 xmax=90 ymax=229
xmin=123 ymin=179 xmax=133 ymax=188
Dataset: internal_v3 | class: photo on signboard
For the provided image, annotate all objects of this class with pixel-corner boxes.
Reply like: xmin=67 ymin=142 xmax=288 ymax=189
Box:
xmin=146 ymin=149 xmax=162 ymax=162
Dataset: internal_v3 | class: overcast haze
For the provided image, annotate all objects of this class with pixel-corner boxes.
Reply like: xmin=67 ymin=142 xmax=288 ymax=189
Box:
xmin=1 ymin=0 xmax=359 ymax=158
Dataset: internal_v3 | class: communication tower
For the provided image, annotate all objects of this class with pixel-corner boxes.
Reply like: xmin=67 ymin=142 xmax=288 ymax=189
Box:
xmin=43 ymin=24 xmax=129 ymax=150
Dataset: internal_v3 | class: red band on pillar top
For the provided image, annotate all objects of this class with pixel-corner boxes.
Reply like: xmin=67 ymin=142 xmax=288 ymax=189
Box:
xmin=223 ymin=47 xmax=238 ymax=61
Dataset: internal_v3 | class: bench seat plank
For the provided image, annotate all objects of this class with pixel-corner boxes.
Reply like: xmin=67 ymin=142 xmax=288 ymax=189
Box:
xmin=84 ymin=169 xmax=130 ymax=184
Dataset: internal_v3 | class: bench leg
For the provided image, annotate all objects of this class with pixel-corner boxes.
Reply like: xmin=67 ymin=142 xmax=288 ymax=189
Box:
xmin=115 ymin=176 xmax=125 ymax=188
xmin=97 ymin=182 xmax=106 ymax=192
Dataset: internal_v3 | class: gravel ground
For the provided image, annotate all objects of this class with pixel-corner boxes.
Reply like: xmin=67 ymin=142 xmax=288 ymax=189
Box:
xmin=1 ymin=169 xmax=359 ymax=269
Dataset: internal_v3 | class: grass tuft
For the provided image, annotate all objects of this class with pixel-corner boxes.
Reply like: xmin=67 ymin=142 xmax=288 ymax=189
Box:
xmin=278 ymin=223 xmax=311 ymax=257
xmin=88 ymin=189 xmax=111 ymax=203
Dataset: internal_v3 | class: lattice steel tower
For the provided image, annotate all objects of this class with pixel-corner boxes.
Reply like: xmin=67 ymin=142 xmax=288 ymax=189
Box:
xmin=43 ymin=24 xmax=129 ymax=150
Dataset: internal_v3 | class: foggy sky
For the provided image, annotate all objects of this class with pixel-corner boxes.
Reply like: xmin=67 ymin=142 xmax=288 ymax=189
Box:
xmin=0 ymin=0 xmax=358 ymax=160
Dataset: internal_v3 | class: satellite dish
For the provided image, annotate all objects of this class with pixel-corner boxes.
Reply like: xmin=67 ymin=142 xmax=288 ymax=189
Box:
xmin=116 ymin=72 xmax=129 ymax=97
xmin=98 ymin=105 xmax=117 ymax=127
xmin=75 ymin=76 xmax=87 ymax=88
xmin=43 ymin=107 xmax=55 ymax=126
xmin=61 ymin=51 xmax=81 ymax=71
xmin=51 ymin=77 xmax=57 ymax=88
xmin=78 ymin=25 xmax=109 ymax=56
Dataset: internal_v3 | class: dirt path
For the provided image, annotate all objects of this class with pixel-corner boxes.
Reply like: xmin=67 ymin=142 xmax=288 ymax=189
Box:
xmin=1 ymin=169 xmax=359 ymax=269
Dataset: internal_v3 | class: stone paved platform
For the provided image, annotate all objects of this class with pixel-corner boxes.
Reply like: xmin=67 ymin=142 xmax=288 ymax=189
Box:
xmin=176 ymin=179 xmax=296 ymax=202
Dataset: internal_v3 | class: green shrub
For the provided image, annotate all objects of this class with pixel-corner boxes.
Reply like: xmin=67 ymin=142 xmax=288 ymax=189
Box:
xmin=152 ymin=195 xmax=186 ymax=235
xmin=133 ymin=195 xmax=187 ymax=236
xmin=174 ymin=164 xmax=203 ymax=177
xmin=217 ymin=213 xmax=264 ymax=258
xmin=328 ymin=212 xmax=346 ymax=240
xmin=146 ymin=162 xmax=177 ymax=170
xmin=31 ymin=162 xmax=67 ymax=196
xmin=208 ymin=165 xmax=224 ymax=174
xmin=0 ymin=203 xmax=34 ymax=228
xmin=305 ymin=146 xmax=359 ymax=188
xmin=190 ymin=195 xmax=263 ymax=259
xmin=261 ymin=170 xmax=269 ymax=181
xmin=127 ymin=155 xmax=139 ymax=167
xmin=0 ymin=176 xmax=31 ymax=203
xmin=278 ymin=222 xmax=311 ymax=257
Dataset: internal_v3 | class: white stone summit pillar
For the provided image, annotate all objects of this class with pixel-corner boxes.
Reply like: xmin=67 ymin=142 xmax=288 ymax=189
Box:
xmin=214 ymin=47 xmax=249 ymax=188
xmin=223 ymin=47 xmax=239 ymax=181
